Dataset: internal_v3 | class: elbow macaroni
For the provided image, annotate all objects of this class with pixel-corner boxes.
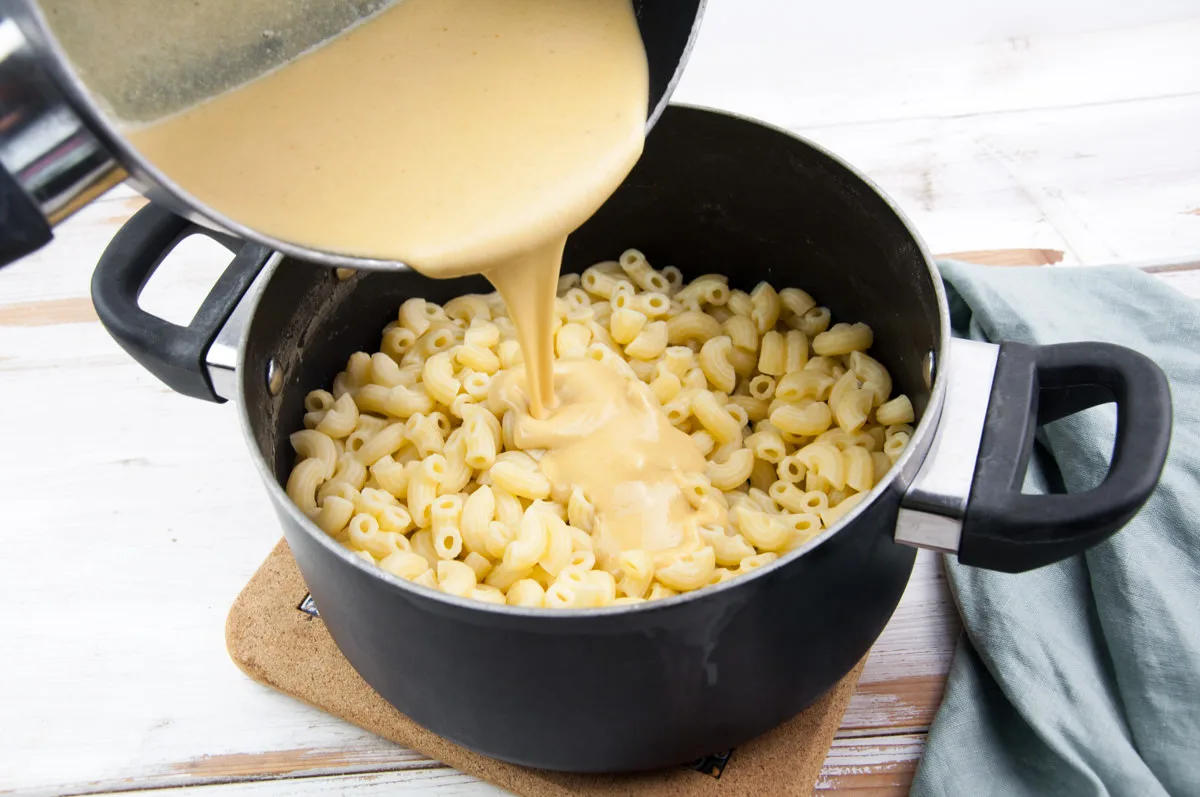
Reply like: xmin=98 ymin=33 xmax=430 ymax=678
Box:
xmin=286 ymin=253 xmax=914 ymax=608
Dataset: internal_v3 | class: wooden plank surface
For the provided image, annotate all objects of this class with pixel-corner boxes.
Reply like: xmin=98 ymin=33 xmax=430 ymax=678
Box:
xmin=674 ymin=12 xmax=1200 ymax=266
xmin=2 ymin=4 xmax=1199 ymax=796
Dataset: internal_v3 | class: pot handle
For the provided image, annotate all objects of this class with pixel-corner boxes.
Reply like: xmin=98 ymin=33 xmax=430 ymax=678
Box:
xmin=91 ymin=203 xmax=273 ymax=402
xmin=896 ymin=337 xmax=1171 ymax=573
xmin=961 ymin=340 xmax=1171 ymax=571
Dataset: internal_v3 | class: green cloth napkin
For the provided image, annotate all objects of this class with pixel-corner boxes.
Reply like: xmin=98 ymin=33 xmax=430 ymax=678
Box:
xmin=911 ymin=262 xmax=1200 ymax=797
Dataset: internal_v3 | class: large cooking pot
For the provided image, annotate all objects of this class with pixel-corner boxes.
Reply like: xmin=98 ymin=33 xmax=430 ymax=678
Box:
xmin=89 ymin=105 xmax=1172 ymax=772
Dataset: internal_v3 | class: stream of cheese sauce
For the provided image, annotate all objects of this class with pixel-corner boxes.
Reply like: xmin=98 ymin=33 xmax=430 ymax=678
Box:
xmin=127 ymin=0 xmax=714 ymax=555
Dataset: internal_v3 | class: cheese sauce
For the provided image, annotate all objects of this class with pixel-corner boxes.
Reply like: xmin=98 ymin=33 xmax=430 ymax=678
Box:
xmin=128 ymin=0 xmax=710 ymax=554
xmin=493 ymin=359 xmax=713 ymax=562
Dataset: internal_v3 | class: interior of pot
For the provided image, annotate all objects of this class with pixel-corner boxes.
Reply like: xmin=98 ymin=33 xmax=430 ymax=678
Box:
xmin=240 ymin=105 xmax=943 ymax=487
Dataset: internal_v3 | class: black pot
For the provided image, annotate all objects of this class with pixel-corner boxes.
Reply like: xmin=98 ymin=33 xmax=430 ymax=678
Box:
xmin=90 ymin=105 xmax=1172 ymax=773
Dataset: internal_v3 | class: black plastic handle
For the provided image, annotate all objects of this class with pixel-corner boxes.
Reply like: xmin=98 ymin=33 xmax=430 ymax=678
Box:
xmin=959 ymin=341 xmax=1172 ymax=573
xmin=91 ymin=203 xmax=273 ymax=402
xmin=0 ymin=163 xmax=53 ymax=267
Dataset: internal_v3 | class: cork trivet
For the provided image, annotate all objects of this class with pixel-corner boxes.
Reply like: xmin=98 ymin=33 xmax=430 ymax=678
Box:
xmin=227 ymin=539 xmax=865 ymax=795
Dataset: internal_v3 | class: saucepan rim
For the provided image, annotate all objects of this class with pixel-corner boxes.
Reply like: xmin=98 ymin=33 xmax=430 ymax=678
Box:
xmin=234 ymin=103 xmax=951 ymax=619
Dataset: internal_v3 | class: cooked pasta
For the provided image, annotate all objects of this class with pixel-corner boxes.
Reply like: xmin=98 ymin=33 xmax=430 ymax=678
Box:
xmin=286 ymin=254 xmax=912 ymax=608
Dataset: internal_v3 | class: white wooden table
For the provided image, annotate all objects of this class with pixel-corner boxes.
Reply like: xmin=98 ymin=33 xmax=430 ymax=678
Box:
xmin=2 ymin=3 xmax=1199 ymax=794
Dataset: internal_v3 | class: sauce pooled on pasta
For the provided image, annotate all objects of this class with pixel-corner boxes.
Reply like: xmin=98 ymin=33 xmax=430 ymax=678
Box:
xmin=493 ymin=359 xmax=714 ymax=565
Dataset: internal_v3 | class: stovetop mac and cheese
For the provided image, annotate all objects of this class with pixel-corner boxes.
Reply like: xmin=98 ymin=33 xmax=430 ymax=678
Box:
xmin=287 ymin=252 xmax=915 ymax=609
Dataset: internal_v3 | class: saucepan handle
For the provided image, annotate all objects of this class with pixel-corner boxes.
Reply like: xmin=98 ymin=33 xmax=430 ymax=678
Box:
xmin=896 ymin=337 xmax=1172 ymax=573
xmin=91 ymin=203 xmax=273 ymax=402
xmin=0 ymin=164 xmax=53 ymax=267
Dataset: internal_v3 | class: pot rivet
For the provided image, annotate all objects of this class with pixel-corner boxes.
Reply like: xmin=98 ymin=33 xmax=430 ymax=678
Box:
xmin=267 ymin=359 xmax=284 ymax=396
xmin=923 ymin=350 xmax=936 ymax=389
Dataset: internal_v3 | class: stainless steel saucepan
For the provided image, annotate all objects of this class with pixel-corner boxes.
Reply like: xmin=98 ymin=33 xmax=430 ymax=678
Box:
xmin=0 ymin=0 xmax=704 ymax=267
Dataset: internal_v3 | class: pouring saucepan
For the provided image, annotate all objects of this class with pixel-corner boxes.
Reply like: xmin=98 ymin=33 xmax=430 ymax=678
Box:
xmin=89 ymin=105 xmax=1172 ymax=772
xmin=0 ymin=0 xmax=704 ymax=267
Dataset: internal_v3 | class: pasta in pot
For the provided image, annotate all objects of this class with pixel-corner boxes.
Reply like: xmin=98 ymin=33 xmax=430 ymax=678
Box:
xmin=286 ymin=249 xmax=913 ymax=608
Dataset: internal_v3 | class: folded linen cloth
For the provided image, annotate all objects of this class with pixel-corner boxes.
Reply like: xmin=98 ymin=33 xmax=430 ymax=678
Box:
xmin=911 ymin=262 xmax=1200 ymax=797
